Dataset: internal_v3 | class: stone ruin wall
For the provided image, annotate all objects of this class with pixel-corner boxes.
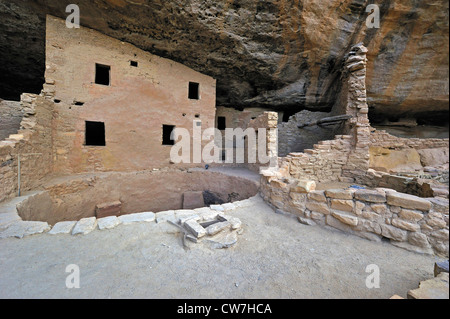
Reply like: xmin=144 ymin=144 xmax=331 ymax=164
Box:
xmin=277 ymin=110 xmax=343 ymax=157
xmin=261 ymin=178 xmax=449 ymax=257
xmin=260 ymin=44 xmax=449 ymax=257
xmin=0 ymin=100 xmax=23 ymax=141
xmin=0 ymin=94 xmax=54 ymax=203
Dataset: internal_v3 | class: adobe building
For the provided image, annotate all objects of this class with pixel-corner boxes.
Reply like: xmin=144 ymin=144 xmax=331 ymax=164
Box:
xmin=45 ymin=15 xmax=216 ymax=174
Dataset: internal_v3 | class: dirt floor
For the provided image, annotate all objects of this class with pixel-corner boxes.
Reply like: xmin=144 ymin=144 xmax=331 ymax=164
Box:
xmin=0 ymin=194 xmax=440 ymax=299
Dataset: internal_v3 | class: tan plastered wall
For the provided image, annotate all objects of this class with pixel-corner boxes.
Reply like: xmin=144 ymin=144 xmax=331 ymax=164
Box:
xmin=45 ymin=15 xmax=216 ymax=174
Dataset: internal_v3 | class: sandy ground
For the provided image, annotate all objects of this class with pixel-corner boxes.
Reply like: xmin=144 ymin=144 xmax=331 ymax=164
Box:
xmin=0 ymin=195 xmax=440 ymax=299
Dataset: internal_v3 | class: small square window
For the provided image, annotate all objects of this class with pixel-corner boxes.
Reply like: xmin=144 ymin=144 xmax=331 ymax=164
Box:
xmin=85 ymin=121 xmax=105 ymax=146
xmin=130 ymin=61 xmax=138 ymax=67
xmin=162 ymin=125 xmax=176 ymax=146
xmin=188 ymin=82 xmax=200 ymax=100
xmin=218 ymin=116 xmax=226 ymax=130
xmin=95 ymin=64 xmax=110 ymax=86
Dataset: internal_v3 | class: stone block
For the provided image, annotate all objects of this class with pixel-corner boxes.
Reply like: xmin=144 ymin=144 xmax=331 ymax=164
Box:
xmin=371 ymin=204 xmax=388 ymax=215
xmin=291 ymin=180 xmax=316 ymax=193
xmin=325 ymin=189 xmax=354 ymax=200
xmin=118 ymin=212 xmax=155 ymax=225
xmin=391 ymin=218 xmax=420 ymax=232
xmin=386 ymin=192 xmax=432 ymax=211
xmin=184 ymin=219 xmax=207 ymax=239
xmin=95 ymin=200 xmax=122 ymax=218
xmin=183 ymin=191 xmax=205 ymax=209
xmin=221 ymin=203 xmax=236 ymax=211
xmin=308 ymin=191 xmax=327 ymax=203
xmin=298 ymin=217 xmax=316 ymax=226
xmin=72 ymin=217 xmax=97 ymax=235
xmin=426 ymin=216 xmax=447 ymax=229
xmin=330 ymin=199 xmax=354 ymax=213
xmin=381 ymin=224 xmax=408 ymax=242
xmin=306 ymin=201 xmax=330 ymax=215
xmin=408 ymin=232 xmax=431 ymax=248
xmin=0 ymin=221 xmax=50 ymax=239
xmin=434 ymin=261 xmax=449 ymax=277
xmin=431 ymin=229 xmax=449 ymax=241
xmin=97 ymin=216 xmax=121 ymax=230
xmin=211 ymin=205 xmax=225 ymax=212
xmin=331 ymin=211 xmax=358 ymax=226
xmin=407 ymin=273 xmax=449 ymax=299
xmin=399 ymin=209 xmax=424 ymax=222
xmin=48 ymin=221 xmax=77 ymax=235
xmin=360 ymin=220 xmax=382 ymax=235
xmin=354 ymin=189 xmax=386 ymax=203
xmin=205 ymin=221 xmax=231 ymax=236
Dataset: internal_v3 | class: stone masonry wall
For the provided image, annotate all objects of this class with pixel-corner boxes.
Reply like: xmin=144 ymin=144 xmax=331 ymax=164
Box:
xmin=260 ymin=175 xmax=449 ymax=257
xmin=278 ymin=110 xmax=343 ymax=157
xmin=370 ymin=129 xmax=449 ymax=150
xmin=0 ymin=99 xmax=23 ymax=141
xmin=0 ymin=93 xmax=54 ymax=203
xmin=272 ymin=44 xmax=371 ymax=184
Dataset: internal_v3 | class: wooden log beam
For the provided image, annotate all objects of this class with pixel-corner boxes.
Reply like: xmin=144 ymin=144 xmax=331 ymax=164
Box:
xmin=298 ymin=115 xmax=353 ymax=128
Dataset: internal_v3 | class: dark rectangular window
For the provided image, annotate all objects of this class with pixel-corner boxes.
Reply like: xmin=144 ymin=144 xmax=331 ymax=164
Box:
xmin=130 ymin=61 xmax=138 ymax=67
xmin=218 ymin=116 xmax=226 ymax=130
xmin=85 ymin=121 xmax=105 ymax=146
xmin=188 ymin=82 xmax=200 ymax=100
xmin=95 ymin=64 xmax=110 ymax=86
xmin=162 ymin=125 xmax=176 ymax=146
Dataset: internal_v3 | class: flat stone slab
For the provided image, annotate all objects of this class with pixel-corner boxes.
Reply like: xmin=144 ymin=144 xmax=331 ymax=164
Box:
xmin=386 ymin=192 xmax=432 ymax=211
xmin=354 ymin=189 xmax=386 ymax=203
xmin=118 ymin=212 xmax=155 ymax=225
xmin=175 ymin=210 xmax=199 ymax=223
xmin=72 ymin=217 xmax=97 ymax=235
xmin=155 ymin=210 xmax=176 ymax=224
xmin=217 ymin=214 xmax=242 ymax=230
xmin=205 ymin=221 xmax=231 ymax=236
xmin=210 ymin=205 xmax=225 ymax=212
xmin=206 ymin=231 xmax=238 ymax=249
xmin=331 ymin=211 xmax=358 ymax=226
xmin=435 ymin=260 xmax=449 ymax=277
xmin=48 ymin=221 xmax=77 ymax=235
xmin=325 ymin=189 xmax=354 ymax=200
xmin=97 ymin=216 xmax=122 ymax=230
xmin=298 ymin=217 xmax=317 ymax=226
xmin=0 ymin=221 xmax=50 ymax=239
xmin=0 ymin=211 xmax=21 ymax=228
xmin=407 ymin=272 xmax=449 ymax=299
xmin=184 ymin=219 xmax=206 ymax=239
xmin=221 ymin=203 xmax=236 ymax=211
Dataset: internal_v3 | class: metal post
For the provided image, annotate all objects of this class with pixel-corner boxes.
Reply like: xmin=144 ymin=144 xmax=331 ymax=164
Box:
xmin=18 ymin=154 xmax=21 ymax=197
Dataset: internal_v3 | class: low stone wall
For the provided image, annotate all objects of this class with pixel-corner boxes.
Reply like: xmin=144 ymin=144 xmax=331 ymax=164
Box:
xmin=260 ymin=173 xmax=449 ymax=257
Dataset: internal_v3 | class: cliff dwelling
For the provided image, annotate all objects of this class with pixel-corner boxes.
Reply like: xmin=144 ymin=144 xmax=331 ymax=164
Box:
xmin=0 ymin=1 xmax=448 ymax=300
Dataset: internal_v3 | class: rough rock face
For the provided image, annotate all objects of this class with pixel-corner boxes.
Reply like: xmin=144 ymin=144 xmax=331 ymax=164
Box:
xmin=0 ymin=0 xmax=448 ymax=121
